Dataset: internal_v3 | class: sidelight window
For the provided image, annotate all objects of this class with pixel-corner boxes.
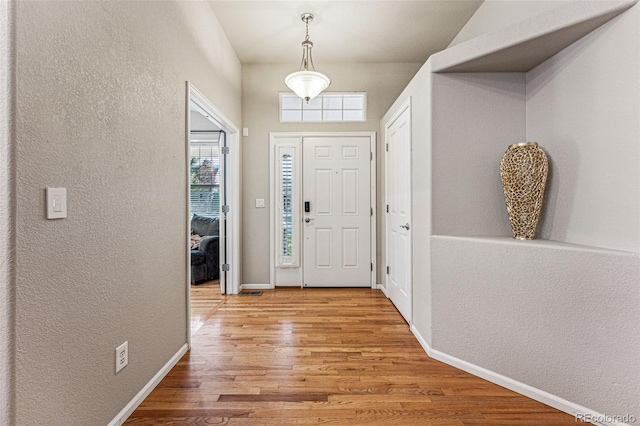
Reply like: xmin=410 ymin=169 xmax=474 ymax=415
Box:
xmin=281 ymin=154 xmax=293 ymax=258
xmin=275 ymin=145 xmax=300 ymax=267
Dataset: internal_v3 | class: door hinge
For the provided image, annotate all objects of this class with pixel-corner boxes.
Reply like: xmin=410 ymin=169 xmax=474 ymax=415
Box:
xmin=386 ymin=204 xmax=389 ymax=213
xmin=222 ymin=205 xmax=230 ymax=213
xmin=386 ymin=143 xmax=389 ymax=152
xmin=370 ymin=151 xmax=373 ymax=161
xmin=222 ymin=264 xmax=230 ymax=272
xmin=370 ymin=207 xmax=373 ymax=216
xmin=221 ymin=146 xmax=230 ymax=155
xmin=371 ymin=263 xmax=373 ymax=272
xmin=386 ymin=266 xmax=390 ymax=275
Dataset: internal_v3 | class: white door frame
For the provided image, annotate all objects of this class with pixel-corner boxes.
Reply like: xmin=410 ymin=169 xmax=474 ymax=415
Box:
xmin=269 ymin=132 xmax=377 ymax=289
xmin=384 ymin=98 xmax=413 ymax=323
xmin=186 ymin=83 xmax=240 ymax=346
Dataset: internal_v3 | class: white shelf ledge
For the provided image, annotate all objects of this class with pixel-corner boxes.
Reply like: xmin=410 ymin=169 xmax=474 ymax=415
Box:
xmin=431 ymin=235 xmax=638 ymax=257
xmin=431 ymin=0 xmax=637 ymax=73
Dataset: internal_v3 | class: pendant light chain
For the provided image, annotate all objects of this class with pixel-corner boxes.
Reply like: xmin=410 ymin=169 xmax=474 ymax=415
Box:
xmin=298 ymin=16 xmax=316 ymax=72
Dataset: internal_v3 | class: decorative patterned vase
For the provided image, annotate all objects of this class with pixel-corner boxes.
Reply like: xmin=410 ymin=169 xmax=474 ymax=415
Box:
xmin=500 ymin=142 xmax=548 ymax=240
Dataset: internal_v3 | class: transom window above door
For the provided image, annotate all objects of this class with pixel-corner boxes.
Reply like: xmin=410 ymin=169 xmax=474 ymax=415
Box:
xmin=280 ymin=92 xmax=366 ymax=123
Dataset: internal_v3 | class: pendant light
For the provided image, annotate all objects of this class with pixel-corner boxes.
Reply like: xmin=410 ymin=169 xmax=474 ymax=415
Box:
xmin=285 ymin=13 xmax=331 ymax=103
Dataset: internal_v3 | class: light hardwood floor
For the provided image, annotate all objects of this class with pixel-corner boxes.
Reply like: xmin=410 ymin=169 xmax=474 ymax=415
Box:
xmin=190 ymin=280 xmax=225 ymax=336
xmin=126 ymin=287 xmax=576 ymax=425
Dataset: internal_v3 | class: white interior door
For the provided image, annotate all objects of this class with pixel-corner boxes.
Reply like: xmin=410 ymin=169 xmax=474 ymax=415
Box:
xmin=303 ymin=136 xmax=371 ymax=287
xmin=386 ymin=104 xmax=412 ymax=323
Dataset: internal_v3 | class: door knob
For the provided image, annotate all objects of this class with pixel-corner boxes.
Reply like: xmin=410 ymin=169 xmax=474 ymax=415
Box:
xmin=304 ymin=217 xmax=314 ymax=223
xmin=400 ymin=223 xmax=410 ymax=230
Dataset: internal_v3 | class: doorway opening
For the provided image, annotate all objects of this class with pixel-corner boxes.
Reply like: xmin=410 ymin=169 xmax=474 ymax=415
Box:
xmin=189 ymin=128 xmax=224 ymax=283
xmin=186 ymin=83 xmax=240 ymax=341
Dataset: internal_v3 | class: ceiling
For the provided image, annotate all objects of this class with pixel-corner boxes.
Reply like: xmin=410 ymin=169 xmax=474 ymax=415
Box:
xmin=190 ymin=110 xmax=221 ymax=132
xmin=207 ymin=1 xmax=483 ymax=64
xmin=190 ymin=100 xmax=222 ymax=132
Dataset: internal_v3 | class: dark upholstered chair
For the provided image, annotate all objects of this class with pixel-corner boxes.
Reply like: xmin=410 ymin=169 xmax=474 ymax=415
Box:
xmin=190 ymin=214 xmax=219 ymax=284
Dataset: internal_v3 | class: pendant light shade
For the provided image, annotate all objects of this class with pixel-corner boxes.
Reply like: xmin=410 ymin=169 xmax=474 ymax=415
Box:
xmin=285 ymin=71 xmax=331 ymax=102
xmin=285 ymin=13 xmax=331 ymax=102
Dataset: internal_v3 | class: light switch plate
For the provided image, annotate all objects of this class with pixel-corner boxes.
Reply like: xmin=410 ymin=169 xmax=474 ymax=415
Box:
xmin=255 ymin=198 xmax=265 ymax=208
xmin=242 ymin=127 xmax=249 ymax=137
xmin=46 ymin=188 xmax=67 ymax=219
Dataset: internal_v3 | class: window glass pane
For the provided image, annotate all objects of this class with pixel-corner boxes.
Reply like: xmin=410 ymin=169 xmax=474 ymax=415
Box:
xmin=281 ymin=95 xmax=302 ymax=110
xmin=343 ymin=110 xmax=364 ymax=121
xmin=302 ymin=110 xmax=322 ymax=121
xmin=279 ymin=92 xmax=366 ymax=122
xmin=190 ymin=137 xmax=221 ymax=218
xmin=302 ymin=97 xmax=322 ymax=110
xmin=323 ymin=110 xmax=342 ymax=121
xmin=323 ymin=95 xmax=342 ymax=110
xmin=281 ymin=110 xmax=302 ymax=122
xmin=281 ymin=154 xmax=293 ymax=257
xmin=190 ymin=187 xmax=220 ymax=218
xmin=343 ymin=95 xmax=364 ymax=110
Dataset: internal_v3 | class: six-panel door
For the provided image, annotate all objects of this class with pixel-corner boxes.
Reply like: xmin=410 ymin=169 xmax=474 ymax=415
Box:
xmin=386 ymin=107 xmax=412 ymax=323
xmin=302 ymin=137 xmax=371 ymax=287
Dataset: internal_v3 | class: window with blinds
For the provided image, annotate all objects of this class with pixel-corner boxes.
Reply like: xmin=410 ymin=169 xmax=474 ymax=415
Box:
xmin=190 ymin=137 xmax=220 ymax=218
xmin=281 ymin=154 xmax=293 ymax=257
xmin=276 ymin=145 xmax=300 ymax=267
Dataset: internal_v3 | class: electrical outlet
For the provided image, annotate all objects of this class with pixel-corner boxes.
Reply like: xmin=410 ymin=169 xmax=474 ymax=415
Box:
xmin=115 ymin=341 xmax=128 ymax=374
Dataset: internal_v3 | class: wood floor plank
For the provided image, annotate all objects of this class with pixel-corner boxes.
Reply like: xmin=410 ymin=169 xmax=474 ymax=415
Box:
xmin=125 ymin=287 xmax=577 ymax=424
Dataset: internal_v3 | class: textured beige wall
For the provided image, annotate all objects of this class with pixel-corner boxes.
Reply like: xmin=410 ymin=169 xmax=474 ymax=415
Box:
xmin=527 ymin=4 xmax=640 ymax=252
xmin=241 ymin=62 xmax=421 ymax=285
xmin=14 ymin=1 xmax=241 ymax=425
xmin=1 ymin=1 xmax=15 ymax=424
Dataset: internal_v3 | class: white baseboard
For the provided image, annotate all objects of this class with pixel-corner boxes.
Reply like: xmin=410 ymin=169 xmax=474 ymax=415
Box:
xmin=376 ymin=283 xmax=388 ymax=297
xmin=239 ymin=283 xmax=273 ymax=291
xmin=108 ymin=343 xmax=189 ymax=426
xmin=409 ymin=325 xmax=629 ymax=426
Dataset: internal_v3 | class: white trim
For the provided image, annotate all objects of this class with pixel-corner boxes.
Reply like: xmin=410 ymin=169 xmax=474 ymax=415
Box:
xmin=108 ymin=344 xmax=189 ymax=426
xmin=376 ymin=283 xmax=388 ymax=297
xmin=268 ymin=132 xmax=377 ymax=289
xmin=239 ymin=283 xmax=272 ymax=291
xmin=184 ymin=86 xmax=193 ymax=347
xmin=269 ymin=135 xmax=274 ymax=288
xmin=275 ymin=145 xmax=301 ymax=267
xmin=369 ymin=133 xmax=377 ymax=290
xmin=410 ymin=326 xmax=628 ymax=426
xmin=269 ymin=134 xmax=302 ymax=289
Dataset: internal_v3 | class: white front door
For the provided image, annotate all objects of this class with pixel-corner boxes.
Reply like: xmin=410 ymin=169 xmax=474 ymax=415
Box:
xmin=386 ymin=103 xmax=412 ymax=323
xmin=303 ymin=136 xmax=371 ymax=287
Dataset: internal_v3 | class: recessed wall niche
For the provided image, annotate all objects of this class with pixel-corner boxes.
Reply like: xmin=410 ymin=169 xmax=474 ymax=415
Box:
xmin=430 ymin=0 xmax=638 ymax=253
